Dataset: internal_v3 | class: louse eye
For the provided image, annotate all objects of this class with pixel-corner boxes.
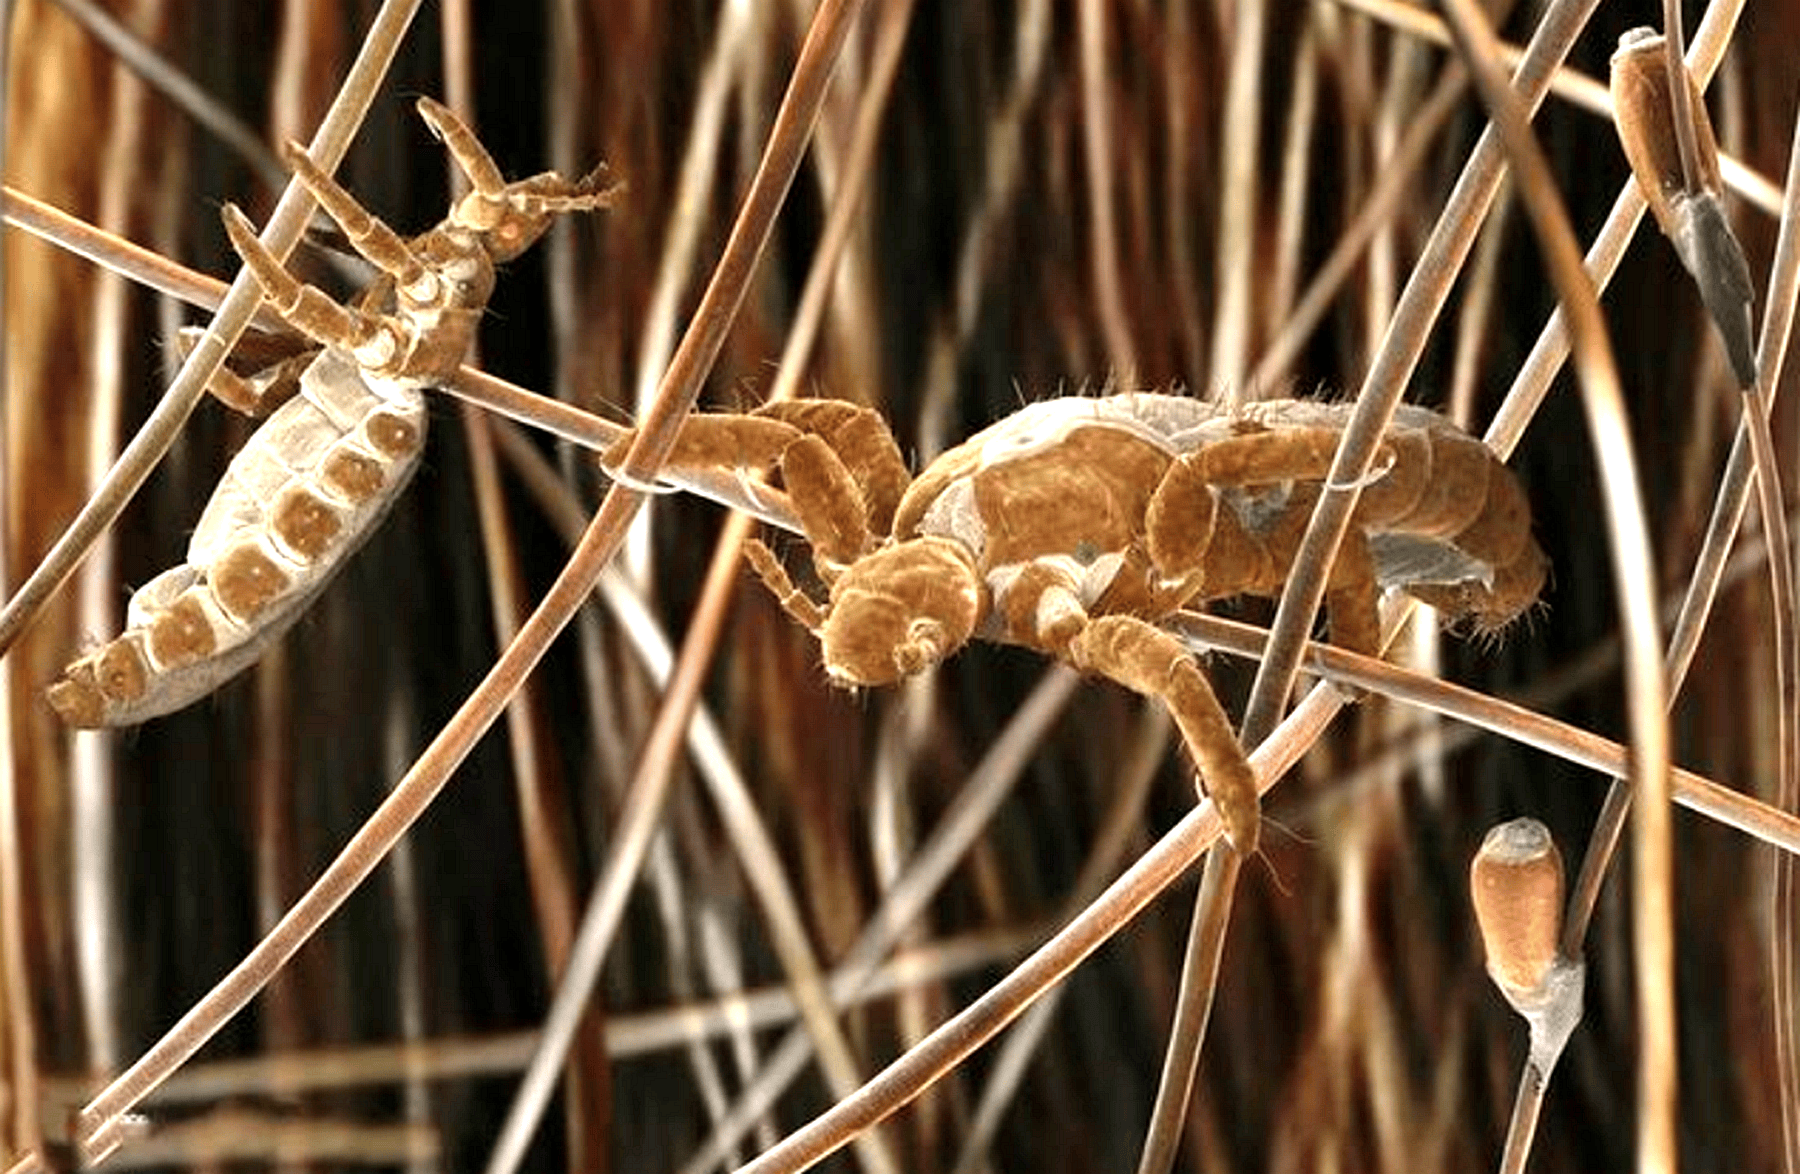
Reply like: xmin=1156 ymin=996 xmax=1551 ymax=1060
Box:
xmin=431 ymin=255 xmax=485 ymax=300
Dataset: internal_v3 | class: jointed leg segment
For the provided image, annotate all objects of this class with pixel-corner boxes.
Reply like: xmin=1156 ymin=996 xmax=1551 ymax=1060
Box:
xmin=1148 ymin=431 xmax=1388 ymax=657
xmin=1066 ymin=614 xmax=1261 ymax=856
xmin=1322 ymin=530 xmax=1381 ymax=657
xmin=604 ymin=401 xmax=907 ymax=577
xmin=277 ymin=141 xmax=432 ymax=299
xmin=992 ymin=554 xmax=1260 ymax=855
xmin=220 ymin=205 xmax=400 ymax=368
xmin=417 ymin=96 xmax=509 ymax=199
xmin=778 ymin=434 xmax=872 ymax=570
xmin=174 ymin=326 xmax=317 ymax=417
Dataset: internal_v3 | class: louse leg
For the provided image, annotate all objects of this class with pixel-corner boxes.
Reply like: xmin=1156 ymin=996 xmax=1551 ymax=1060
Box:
xmin=1147 ymin=426 xmax=1397 ymax=578
xmin=603 ymin=401 xmax=903 ymax=569
xmin=1322 ymin=530 xmax=1382 ymax=657
xmin=749 ymin=400 xmax=909 ymax=536
xmin=276 ymin=141 xmax=432 ymax=300
xmin=601 ymin=414 xmax=807 ymax=485
xmin=601 ymin=414 xmax=847 ymax=550
xmin=1256 ymin=486 xmax=1386 ymax=660
xmin=416 ymin=96 xmax=509 ymax=200
xmin=1188 ymin=425 xmax=1394 ymax=488
xmin=202 ymin=366 xmax=273 ymax=416
xmin=220 ymin=204 xmax=401 ymax=369
xmin=994 ymin=562 xmax=1259 ymax=855
xmin=171 ymin=325 xmax=315 ymax=418
xmin=1148 ymin=431 xmax=1390 ymax=654
xmin=744 ymin=539 xmax=826 ymax=632
xmin=1064 ymin=613 xmax=1261 ymax=856
xmin=683 ymin=399 xmax=905 ymax=546
xmin=203 ymin=362 xmax=299 ymax=417
xmin=778 ymin=433 xmax=872 ymax=571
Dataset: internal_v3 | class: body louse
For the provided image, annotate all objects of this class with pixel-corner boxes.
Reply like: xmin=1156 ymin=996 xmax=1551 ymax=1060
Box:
xmin=47 ymin=99 xmax=617 ymax=728
xmin=604 ymin=391 xmax=1547 ymax=856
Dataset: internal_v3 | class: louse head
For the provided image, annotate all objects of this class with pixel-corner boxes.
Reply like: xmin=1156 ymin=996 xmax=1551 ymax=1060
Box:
xmin=417 ymin=95 xmax=622 ymax=264
xmin=448 ymin=168 xmax=622 ymax=264
xmin=820 ymin=537 xmax=986 ymax=687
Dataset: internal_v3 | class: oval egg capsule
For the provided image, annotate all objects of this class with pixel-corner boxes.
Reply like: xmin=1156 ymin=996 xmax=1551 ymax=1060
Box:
xmin=1471 ymin=817 xmax=1566 ymax=996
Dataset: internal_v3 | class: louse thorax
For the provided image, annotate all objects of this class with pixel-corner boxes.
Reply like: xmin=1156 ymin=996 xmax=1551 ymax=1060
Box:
xmin=361 ymin=230 xmax=494 ymax=383
xmin=819 ymin=537 xmax=986 ymax=686
xmin=376 ymin=303 xmax=487 ymax=385
xmin=407 ymin=227 xmax=499 ymax=310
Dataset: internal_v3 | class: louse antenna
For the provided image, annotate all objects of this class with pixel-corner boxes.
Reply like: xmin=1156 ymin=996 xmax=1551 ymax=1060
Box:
xmin=509 ymin=169 xmax=626 ymax=215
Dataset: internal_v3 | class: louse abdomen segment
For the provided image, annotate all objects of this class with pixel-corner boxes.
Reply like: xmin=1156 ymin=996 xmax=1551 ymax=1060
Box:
xmin=1157 ymin=399 xmax=1545 ymax=631
xmin=1353 ymin=405 xmax=1546 ymax=631
xmin=47 ymin=349 xmax=427 ymax=727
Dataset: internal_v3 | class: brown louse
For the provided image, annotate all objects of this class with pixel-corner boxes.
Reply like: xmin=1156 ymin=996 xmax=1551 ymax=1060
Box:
xmin=607 ymin=392 xmax=1547 ymax=855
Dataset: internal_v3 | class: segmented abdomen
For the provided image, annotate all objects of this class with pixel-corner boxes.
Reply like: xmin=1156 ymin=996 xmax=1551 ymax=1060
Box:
xmin=893 ymin=394 xmax=1544 ymax=634
xmin=48 ymin=348 xmax=426 ymax=726
xmin=1179 ymin=403 xmax=1545 ymax=630
xmin=1350 ymin=405 xmax=1545 ymax=630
